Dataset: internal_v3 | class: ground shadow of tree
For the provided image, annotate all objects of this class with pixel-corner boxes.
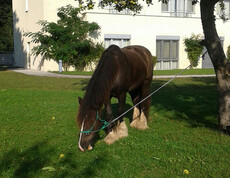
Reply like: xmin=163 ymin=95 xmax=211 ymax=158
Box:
xmin=55 ymin=151 xmax=109 ymax=177
xmin=0 ymin=66 xmax=8 ymax=71
xmin=150 ymin=77 xmax=218 ymax=130
xmin=75 ymin=77 xmax=218 ymax=131
xmin=13 ymin=11 xmax=27 ymax=68
xmin=0 ymin=140 xmax=110 ymax=177
xmin=0 ymin=141 xmax=54 ymax=177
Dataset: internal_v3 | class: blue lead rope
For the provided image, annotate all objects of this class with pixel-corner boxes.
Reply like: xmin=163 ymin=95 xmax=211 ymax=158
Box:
xmin=80 ymin=112 xmax=110 ymax=134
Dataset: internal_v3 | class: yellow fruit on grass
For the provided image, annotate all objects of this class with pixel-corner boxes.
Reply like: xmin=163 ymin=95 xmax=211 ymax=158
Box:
xmin=184 ymin=169 xmax=189 ymax=174
xmin=59 ymin=154 xmax=64 ymax=158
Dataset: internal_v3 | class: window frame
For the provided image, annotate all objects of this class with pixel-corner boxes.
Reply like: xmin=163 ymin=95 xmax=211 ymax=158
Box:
xmin=156 ymin=36 xmax=179 ymax=61
xmin=99 ymin=0 xmax=132 ymax=15
xmin=216 ymin=0 xmax=230 ymax=19
xmin=161 ymin=0 xmax=195 ymax=17
xmin=104 ymin=34 xmax=131 ymax=48
xmin=156 ymin=36 xmax=180 ymax=70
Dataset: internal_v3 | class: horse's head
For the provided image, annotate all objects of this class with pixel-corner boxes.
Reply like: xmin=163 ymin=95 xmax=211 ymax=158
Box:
xmin=77 ymin=97 xmax=101 ymax=152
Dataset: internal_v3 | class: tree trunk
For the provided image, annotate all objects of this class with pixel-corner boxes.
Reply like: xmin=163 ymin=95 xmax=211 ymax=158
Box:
xmin=200 ymin=0 xmax=230 ymax=134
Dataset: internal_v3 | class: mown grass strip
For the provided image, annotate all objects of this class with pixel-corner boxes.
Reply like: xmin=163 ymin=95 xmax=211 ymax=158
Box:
xmin=52 ymin=68 xmax=215 ymax=76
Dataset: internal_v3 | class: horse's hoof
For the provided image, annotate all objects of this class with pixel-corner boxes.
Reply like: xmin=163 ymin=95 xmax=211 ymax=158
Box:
xmin=130 ymin=118 xmax=139 ymax=128
xmin=130 ymin=112 xmax=148 ymax=130
xmin=104 ymin=129 xmax=119 ymax=144
xmin=130 ymin=121 xmax=149 ymax=130
xmin=132 ymin=107 xmax=140 ymax=120
xmin=117 ymin=121 xmax=128 ymax=138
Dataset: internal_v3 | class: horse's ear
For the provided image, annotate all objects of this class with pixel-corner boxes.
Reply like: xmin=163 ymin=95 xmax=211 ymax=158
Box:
xmin=78 ymin=97 xmax=83 ymax=105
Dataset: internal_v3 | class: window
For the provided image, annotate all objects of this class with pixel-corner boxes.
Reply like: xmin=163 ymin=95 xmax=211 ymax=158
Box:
xmin=216 ymin=0 xmax=230 ymax=19
xmin=156 ymin=36 xmax=179 ymax=70
xmin=109 ymin=8 xmax=132 ymax=15
xmin=104 ymin=34 xmax=131 ymax=48
xmin=25 ymin=0 xmax=28 ymax=12
xmin=202 ymin=37 xmax=224 ymax=69
xmin=99 ymin=0 xmax=132 ymax=15
xmin=161 ymin=0 xmax=194 ymax=17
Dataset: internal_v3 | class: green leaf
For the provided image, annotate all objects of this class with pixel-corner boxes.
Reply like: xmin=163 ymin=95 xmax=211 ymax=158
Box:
xmin=42 ymin=166 xmax=57 ymax=172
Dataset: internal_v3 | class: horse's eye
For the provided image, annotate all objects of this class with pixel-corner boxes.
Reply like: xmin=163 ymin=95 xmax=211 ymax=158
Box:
xmin=85 ymin=133 xmax=90 ymax=136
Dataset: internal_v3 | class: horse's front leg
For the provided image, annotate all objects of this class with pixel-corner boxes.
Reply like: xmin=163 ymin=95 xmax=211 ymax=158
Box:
xmin=116 ymin=92 xmax=128 ymax=139
xmin=104 ymin=99 xmax=114 ymax=134
xmin=104 ymin=98 xmax=119 ymax=144
xmin=104 ymin=93 xmax=128 ymax=144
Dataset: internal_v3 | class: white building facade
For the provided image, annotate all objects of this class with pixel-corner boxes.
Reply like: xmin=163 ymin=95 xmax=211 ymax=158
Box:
xmin=12 ymin=0 xmax=230 ymax=71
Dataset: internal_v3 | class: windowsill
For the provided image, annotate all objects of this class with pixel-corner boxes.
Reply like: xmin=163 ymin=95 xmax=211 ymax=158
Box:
xmin=157 ymin=59 xmax=179 ymax=61
xmin=161 ymin=11 xmax=195 ymax=17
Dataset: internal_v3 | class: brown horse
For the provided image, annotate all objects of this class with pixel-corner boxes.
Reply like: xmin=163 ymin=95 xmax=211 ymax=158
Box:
xmin=77 ymin=45 xmax=153 ymax=151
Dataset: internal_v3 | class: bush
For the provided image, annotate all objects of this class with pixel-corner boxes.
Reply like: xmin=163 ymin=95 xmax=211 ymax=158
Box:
xmin=24 ymin=5 xmax=104 ymax=71
xmin=152 ymin=56 xmax=157 ymax=68
xmin=184 ymin=34 xmax=203 ymax=68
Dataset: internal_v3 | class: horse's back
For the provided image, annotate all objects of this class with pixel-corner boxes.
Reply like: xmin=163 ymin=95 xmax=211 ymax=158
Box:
xmin=122 ymin=45 xmax=153 ymax=80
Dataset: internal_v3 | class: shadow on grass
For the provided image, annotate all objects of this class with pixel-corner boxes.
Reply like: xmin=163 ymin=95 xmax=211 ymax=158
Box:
xmin=65 ymin=152 xmax=108 ymax=177
xmin=0 ymin=140 xmax=109 ymax=177
xmin=150 ymin=77 xmax=218 ymax=130
xmin=102 ymin=77 xmax=218 ymax=131
xmin=0 ymin=141 xmax=54 ymax=177
xmin=0 ymin=67 xmax=8 ymax=71
xmin=76 ymin=77 xmax=219 ymax=131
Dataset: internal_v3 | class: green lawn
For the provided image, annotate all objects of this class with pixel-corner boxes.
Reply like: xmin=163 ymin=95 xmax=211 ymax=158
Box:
xmin=0 ymin=71 xmax=229 ymax=177
xmin=154 ymin=68 xmax=215 ymax=76
xmin=52 ymin=68 xmax=215 ymax=76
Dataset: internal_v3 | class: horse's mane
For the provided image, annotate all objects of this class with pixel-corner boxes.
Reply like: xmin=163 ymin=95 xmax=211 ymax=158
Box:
xmin=77 ymin=45 xmax=125 ymax=125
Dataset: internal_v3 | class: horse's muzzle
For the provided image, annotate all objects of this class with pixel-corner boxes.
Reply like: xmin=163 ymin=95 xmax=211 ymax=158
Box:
xmin=78 ymin=144 xmax=93 ymax=152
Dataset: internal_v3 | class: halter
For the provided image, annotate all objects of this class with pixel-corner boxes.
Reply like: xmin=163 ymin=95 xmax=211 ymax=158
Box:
xmin=80 ymin=111 xmax=110 ymax=134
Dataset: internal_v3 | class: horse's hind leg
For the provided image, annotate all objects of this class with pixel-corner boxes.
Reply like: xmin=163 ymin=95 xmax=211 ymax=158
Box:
xmin=130 ymin=82 xmax=150 ymax=130
xmin=139 ymin=80 xmax=151 ymax=129
xmin=130 ymin=89 xmax=142 ymax=128
xmin=130 ymin=107 xmax=148 ymax=130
